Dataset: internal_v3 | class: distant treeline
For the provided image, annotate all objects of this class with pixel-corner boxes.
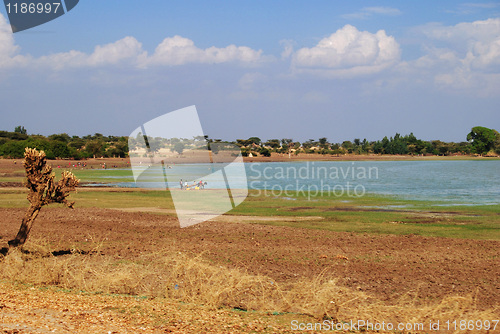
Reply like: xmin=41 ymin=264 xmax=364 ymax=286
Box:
xmin=0 ymin=127 xmax=128 ymax=159
xmin=236 ymin=126 xmax=500 ymax=157
xmin=0 ymin=126 xmax=499 ymax=159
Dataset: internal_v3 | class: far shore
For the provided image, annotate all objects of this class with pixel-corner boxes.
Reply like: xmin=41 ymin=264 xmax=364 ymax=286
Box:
xmin=242 ymin=152 xmax=500 ymax=162
xmin=1 ymin=153 xmax=499 ymax=174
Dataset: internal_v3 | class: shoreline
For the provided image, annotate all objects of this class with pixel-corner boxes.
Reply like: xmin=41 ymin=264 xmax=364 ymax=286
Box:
xmin=242 ymin=152 xmax=500 ymax=162
xmin=1 ymin=153 xmax=498 ymax=175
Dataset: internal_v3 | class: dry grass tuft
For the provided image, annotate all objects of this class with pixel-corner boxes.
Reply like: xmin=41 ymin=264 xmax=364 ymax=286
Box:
xmin=0 ymin=238 xmax=497 ymax=332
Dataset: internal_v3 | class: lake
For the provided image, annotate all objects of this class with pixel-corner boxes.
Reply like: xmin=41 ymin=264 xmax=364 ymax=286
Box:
xmin=117 ymin=160 xmax=500 ymax=205
xmin=245 ymin=160 xmax=500 ymax=205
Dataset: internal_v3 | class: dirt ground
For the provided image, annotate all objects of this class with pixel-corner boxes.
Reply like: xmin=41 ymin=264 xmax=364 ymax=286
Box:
xmin=1 ymin=207 xmax=498 ymax=312
xmin=0 ymin=157 xmax=130 ymax=175
xmin=0 ymin=280 xmax=309 ymax=334
xmin=1 ymin=156 xmax=499 ymax=332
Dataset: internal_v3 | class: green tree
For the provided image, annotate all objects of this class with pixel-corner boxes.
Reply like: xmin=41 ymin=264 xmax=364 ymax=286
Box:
xmin=392 ymin=133 xmax=408 ymax=155
xmin=280 ymin=138 xmax=294 ymax=157
xmin=372 ymin=141 xmax=383 ymax=154
xmin=105 ymin=140 xmax=128 ymax=158
xmin=2 ymin=130 xmax=28 ymax=140
xmin=281 ymin=138 xmax=293 ymax=147
xmin=48 ymin=133 xmax=71 ymax=143
xmin=247 ymin=137 xmax=261 ymax=145
xmin=85 ymin=139 xmax=104 ymax=158
xmin=68 ymin=137 xmax=85 ymax=150
xmin=259 ymin=147 xmax=271 ymax=157
xmin=25 ymin=137 xmax=54 ymax=158
xmin=264 ymin=139 xmax=280 ymax=149
xmin=361 ymin=139 xmax=370 ymax=153
xmin=236 ymin=139 xmax=250 ymax=147
xmin=0 ymin=140 xmax=26 ymax=158
xmin=301 ymin=139 xmax=313 ymax=150
xmin=51 ymin=141 xmax=71 ymax=158
xmin=174 ymin=142 xmax=185 ymax=155
xmin=341 ymin=141 xmax=354 ymax=154
xmin=467 ymin=126 xmax=499 ymax=155
xmin=318 ymin=137 xmax=329 ymax=149
xmin=14 ymin=126 xmax=27 ymax=135
xmin=146 ymin=137 xmax=162 ymax=153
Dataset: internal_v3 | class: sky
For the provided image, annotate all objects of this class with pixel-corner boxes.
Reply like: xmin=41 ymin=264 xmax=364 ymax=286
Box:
xmin=0 ymin=0 xmax=499 ymax=143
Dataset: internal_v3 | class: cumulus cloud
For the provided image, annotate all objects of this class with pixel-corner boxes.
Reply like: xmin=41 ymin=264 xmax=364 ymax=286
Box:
xmin=0 ymin=13 xmax=264 ymax=71
xmin=403 ymin=18 xmax=500 ymax=95
xmin=145 ymin=35 xmax=263 ymax=66
xmin=37 ymin=35 xmax=264 ymax=70
xmin=420 ymin=18 xmax=500 ymax=49
xmin=88 ymin=36 xmax=146 ymax=66
xmin=36 ymin=36 xmax=146 ymax=70
xmin=0 ymin=15 xmax=17 ymax=56
xmin=292 ymin=25 xmax=400 ymax=77
xmin=0 ymin=14 xmax=29 ymax=68
xmin=419 ymin=18 xmax=500 ymax=70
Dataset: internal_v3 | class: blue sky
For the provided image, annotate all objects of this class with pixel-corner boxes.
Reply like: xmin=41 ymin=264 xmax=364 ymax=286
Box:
xmin=1 ymin=1 xmax=499 ymax=142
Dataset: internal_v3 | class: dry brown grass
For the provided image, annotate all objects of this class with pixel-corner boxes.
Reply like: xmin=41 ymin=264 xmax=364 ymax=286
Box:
xmin=1 ymin=238 xmax=497 ymax=333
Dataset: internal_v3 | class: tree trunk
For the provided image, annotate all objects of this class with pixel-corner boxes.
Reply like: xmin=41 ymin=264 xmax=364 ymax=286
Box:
xmin=8 ymin=204 xmax=41 ymax=248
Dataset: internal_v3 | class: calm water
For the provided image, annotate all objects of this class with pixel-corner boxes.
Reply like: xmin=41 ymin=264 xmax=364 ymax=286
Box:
xmin=116 ymin=160 xmax=500 ymax=205
xmin=245 ymin=160 xmax=500 ymax=205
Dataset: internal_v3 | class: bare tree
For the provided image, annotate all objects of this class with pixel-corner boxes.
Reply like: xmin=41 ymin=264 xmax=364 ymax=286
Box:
xmin=8 ymin=148 xmax=79 ymax=248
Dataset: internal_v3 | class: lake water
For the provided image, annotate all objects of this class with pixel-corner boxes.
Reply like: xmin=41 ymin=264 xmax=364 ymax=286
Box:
xmin=117 ymin=160 xmax=500 ymax=205
xmin=245 ymin=160 xmax=500 ymax=205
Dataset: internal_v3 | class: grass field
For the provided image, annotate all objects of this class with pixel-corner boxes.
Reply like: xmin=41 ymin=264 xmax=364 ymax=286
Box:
xmin=1 ymin=186 xmax=498 ymax=240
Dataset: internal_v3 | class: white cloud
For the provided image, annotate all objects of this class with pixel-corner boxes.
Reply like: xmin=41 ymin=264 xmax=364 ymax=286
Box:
xmin=0 ymin=14 xmax=265 ymax=71
xmin=420 ymin=18 xmax=500 ymax=70
xmin=342 ymin=7 xmax=401 ymax=20
xmin=146 ymin=35 xmax=263 ymax=66
xmin=279 ymin=39 xmax=295 ymax=59
xmin=472 ymin=38 xmax=500 ymax=70
xmin=364 ymin=7 xmax=402 ymax=15
xmin=0 ymin=14 xmax=17 ymax=57
xmin=446 ymin=2 xmax=499 ymax=15
xmin=238 ymin=72 xmax=268 ymax=91
xmin=36 ymin=36 xmax=146 ymax=70
xmin=88 ymin=36 xmax=145 ymax=66
xmin=292 ymin=25 xmax=400 ymax=77
xmin=0 ymin=14 xmax=29 ymax=68
xmin=401 ymin=18 xmax=500 ymax=95
xmin=417 ymin=18 xmax=500 ymax=74
xmin=37 ymin=35 xmax=264 ymax=70
xmin=420 ymin=18 xmax=500 ymax=49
